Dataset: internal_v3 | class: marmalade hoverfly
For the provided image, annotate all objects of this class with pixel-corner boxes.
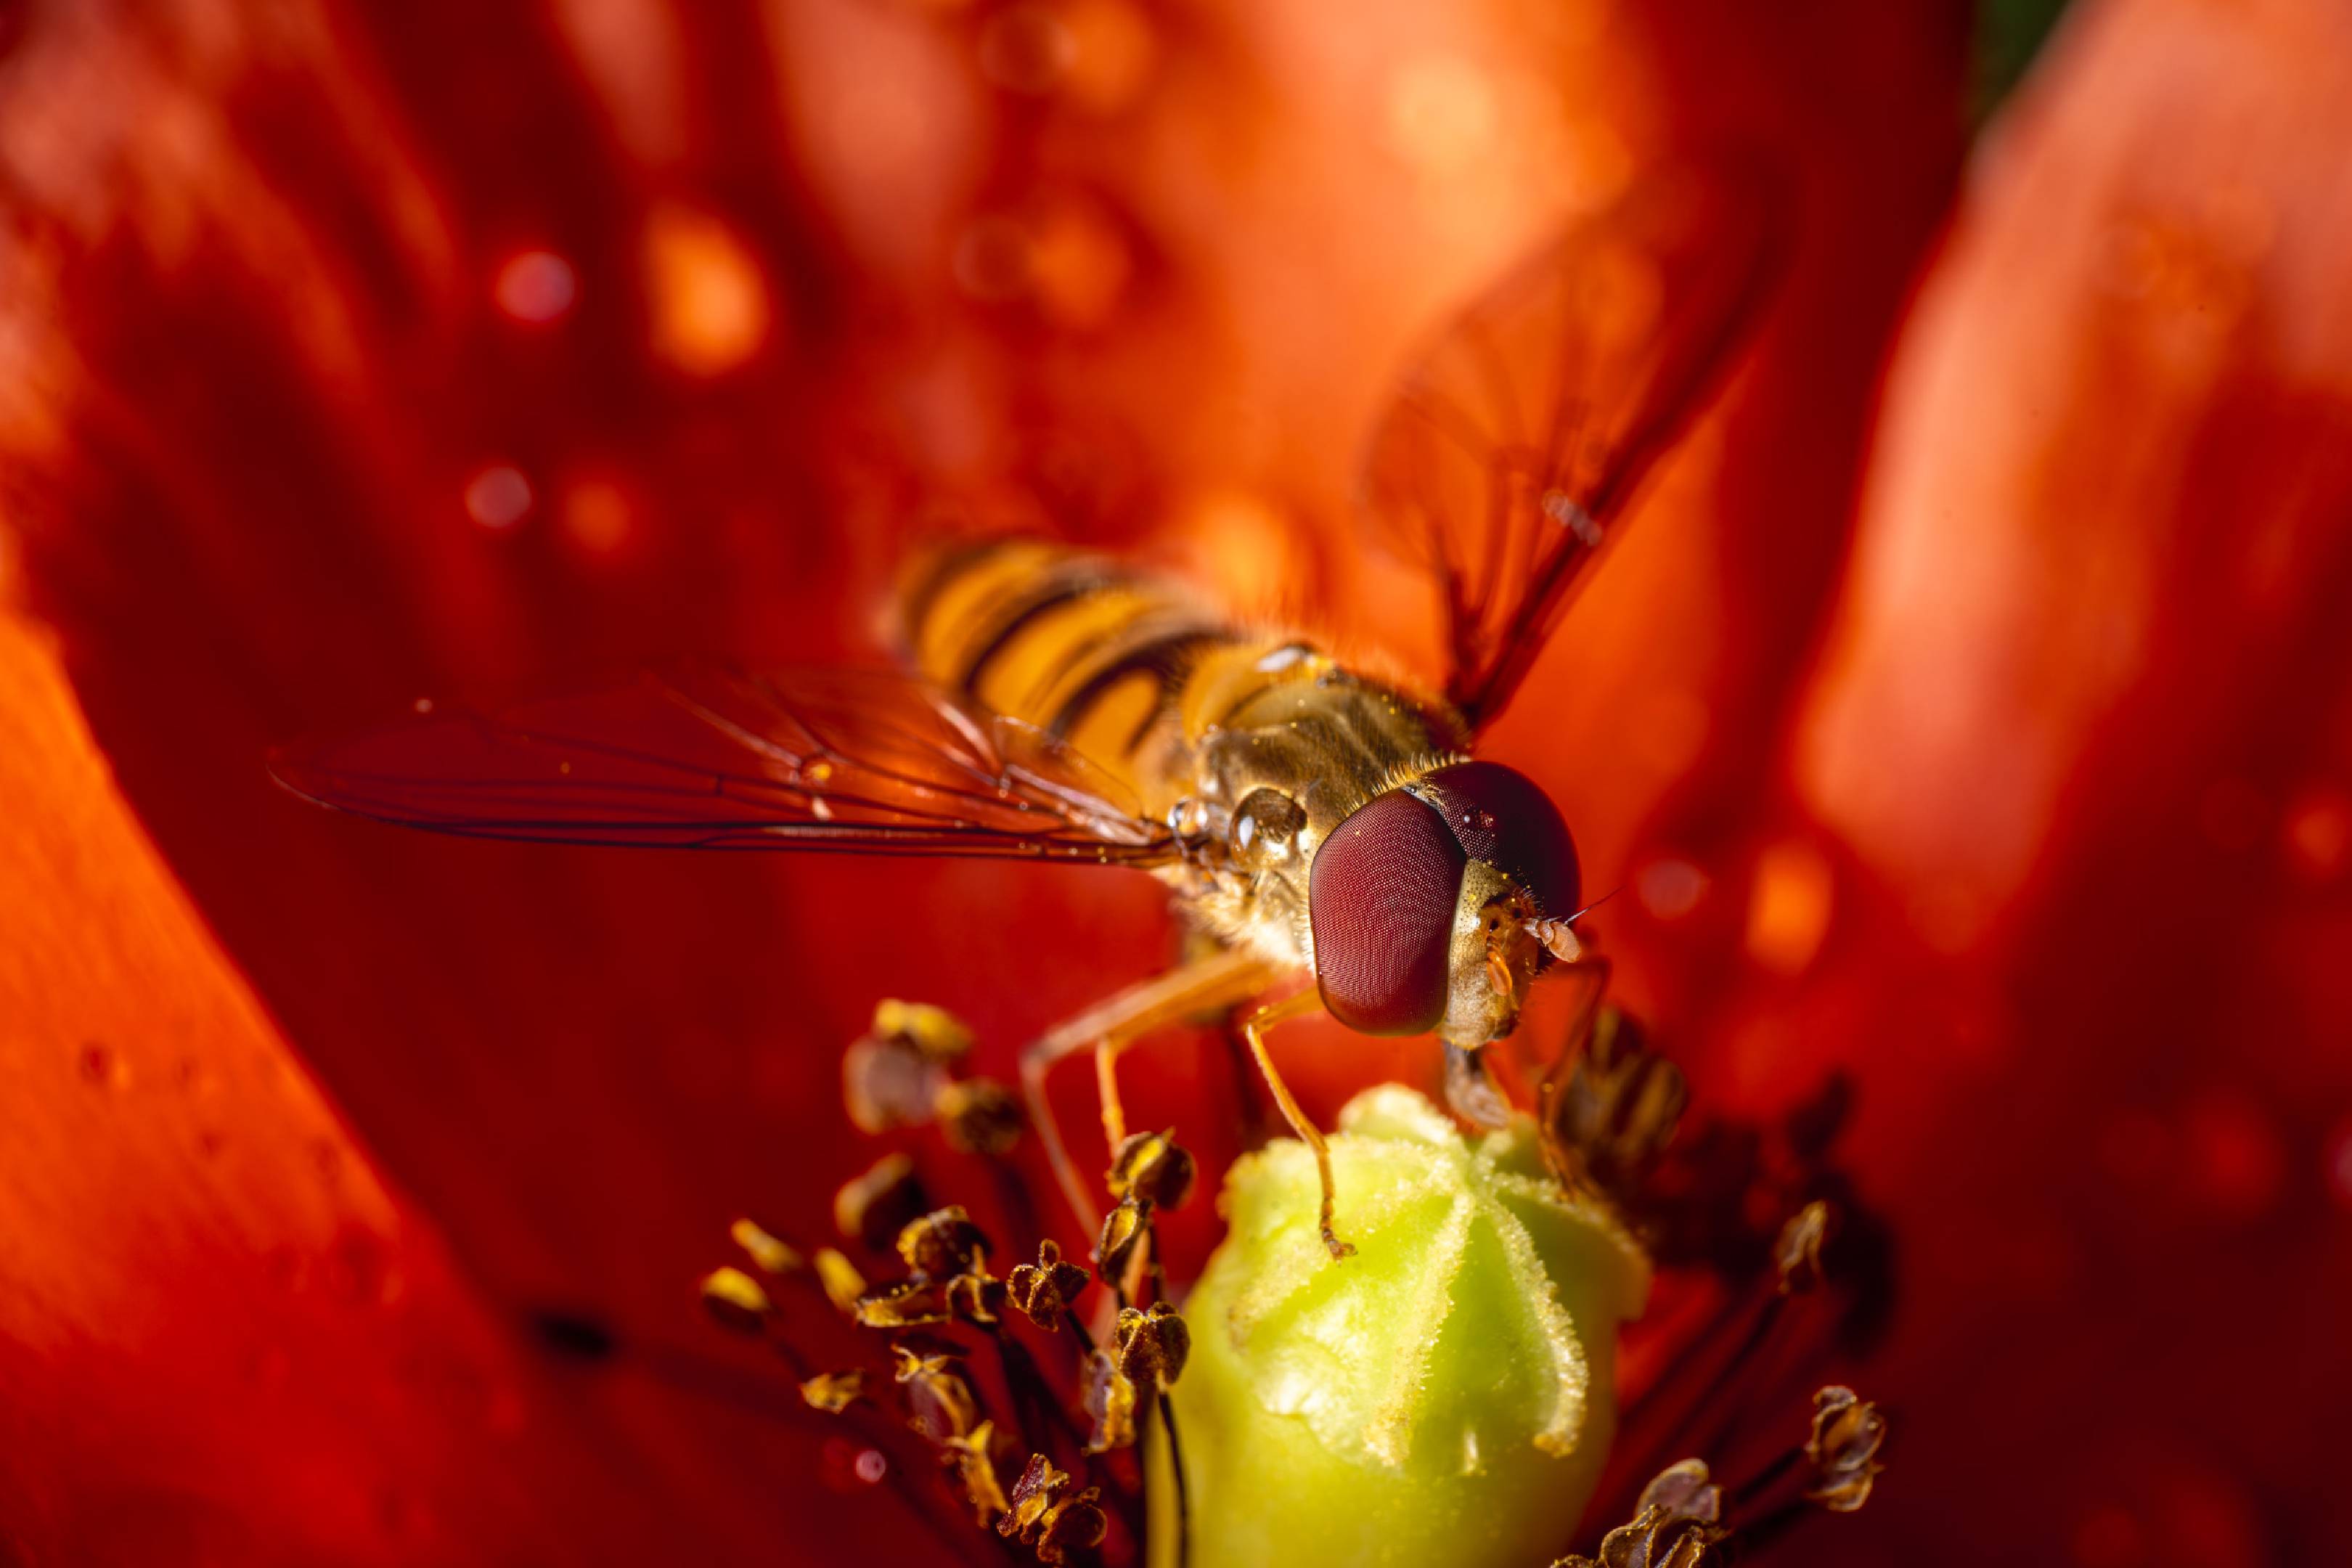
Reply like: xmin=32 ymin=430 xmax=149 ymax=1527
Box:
xmin=273 ymin=158 xmax=1780 ymax=1259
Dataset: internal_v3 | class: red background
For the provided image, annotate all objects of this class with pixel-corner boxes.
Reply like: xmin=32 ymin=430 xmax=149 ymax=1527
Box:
xmin=2 ymin=1 xmax=2348 ymax=1564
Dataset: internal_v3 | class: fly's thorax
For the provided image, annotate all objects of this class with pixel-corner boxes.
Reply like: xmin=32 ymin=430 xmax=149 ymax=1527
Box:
xmin=1155 ymin=673 xmax=1461 ymax=974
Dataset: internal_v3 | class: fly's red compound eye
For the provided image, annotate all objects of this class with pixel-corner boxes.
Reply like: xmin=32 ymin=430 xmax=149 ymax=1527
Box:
xmin=1417 ymin=760 xmax=1580 ymax=922
xmin=1310 ymin=789 xmax=1467 ymax=1035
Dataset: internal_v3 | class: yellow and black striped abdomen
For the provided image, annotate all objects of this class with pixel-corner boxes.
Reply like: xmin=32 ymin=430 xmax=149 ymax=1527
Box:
xmin=896 ymin=539 xmax=1310 ymax=817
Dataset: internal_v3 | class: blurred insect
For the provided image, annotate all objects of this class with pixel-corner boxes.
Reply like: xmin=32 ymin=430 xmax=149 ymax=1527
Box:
xmin=274 ymin=160 xmax=1781 ymax=1258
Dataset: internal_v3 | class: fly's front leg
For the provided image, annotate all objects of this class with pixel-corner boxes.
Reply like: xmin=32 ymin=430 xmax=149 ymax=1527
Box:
xmin=1239 ymin=988 xmax=1355 ymax=1260
xmin=1020 ymin=946 xmax=1279 ymax=1239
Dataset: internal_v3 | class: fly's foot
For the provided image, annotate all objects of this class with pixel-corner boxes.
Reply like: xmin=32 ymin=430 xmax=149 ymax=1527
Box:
xmin=1318 ymin=1201 xmax=1355 ymax=1261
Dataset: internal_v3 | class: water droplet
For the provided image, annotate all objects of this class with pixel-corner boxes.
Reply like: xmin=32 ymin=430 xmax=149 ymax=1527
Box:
xmin=854 ymin=1447 xmax=889 ymax=1485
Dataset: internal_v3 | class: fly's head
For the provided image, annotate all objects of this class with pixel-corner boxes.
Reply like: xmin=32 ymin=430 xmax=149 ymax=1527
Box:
xmin=1305 ymin=759 xmax=1582 ymax=1105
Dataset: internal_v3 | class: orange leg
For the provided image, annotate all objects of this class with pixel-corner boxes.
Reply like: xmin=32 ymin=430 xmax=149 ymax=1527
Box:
xmin=1019 ymin=947 xmax=1279 ymax=1240
xmin=1240 ymin=988 xmax=1354 ymax=1260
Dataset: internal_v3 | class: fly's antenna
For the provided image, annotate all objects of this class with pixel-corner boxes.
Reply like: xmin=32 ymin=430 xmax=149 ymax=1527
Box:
xmin=1563 ymin=884 xmax=1625 ymax=925
xmin=1526 ymin=884 xmax=1622 ymax=963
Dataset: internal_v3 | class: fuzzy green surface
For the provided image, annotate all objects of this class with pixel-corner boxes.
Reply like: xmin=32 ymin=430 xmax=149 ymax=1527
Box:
xmin=1159 ymin=1085 xmax=1649 ymax=1568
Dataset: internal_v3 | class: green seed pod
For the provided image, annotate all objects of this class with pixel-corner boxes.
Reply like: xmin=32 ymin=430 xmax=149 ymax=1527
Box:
xmin=1159 ymin=1085 xmax=1649 ymax=1568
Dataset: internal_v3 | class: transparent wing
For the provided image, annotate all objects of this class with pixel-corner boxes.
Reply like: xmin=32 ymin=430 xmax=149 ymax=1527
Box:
xmin=1362 ymin=153 xmax=1787 ymax=730
xmin=270 ymin=662 xmax=1184 ymax=863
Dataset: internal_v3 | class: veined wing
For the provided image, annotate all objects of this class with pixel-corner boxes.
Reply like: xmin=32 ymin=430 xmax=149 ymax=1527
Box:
xmin=1362 ymin=152 xmax=1787 ymax=731
xmin=270 ymin=662 xmax=1184 ymax=863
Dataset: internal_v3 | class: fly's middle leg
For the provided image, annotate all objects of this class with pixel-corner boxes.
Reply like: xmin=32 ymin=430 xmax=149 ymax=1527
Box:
xmin=1018 ymin=946 xmax=1278 ymax=1240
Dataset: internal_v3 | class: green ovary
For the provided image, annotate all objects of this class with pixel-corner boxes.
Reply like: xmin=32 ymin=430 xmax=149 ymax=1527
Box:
xmin=1160 ymin=1085 xmax=1649 ymax=1568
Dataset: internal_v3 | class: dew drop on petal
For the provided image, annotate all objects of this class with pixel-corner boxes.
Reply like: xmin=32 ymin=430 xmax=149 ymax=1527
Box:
xmin=853 ymin=1447 xmax=888 ymax=1485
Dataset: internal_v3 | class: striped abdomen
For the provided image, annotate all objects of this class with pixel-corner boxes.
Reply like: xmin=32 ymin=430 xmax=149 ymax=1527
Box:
xmin=895 ymin=539 xmax=1323 ymax=819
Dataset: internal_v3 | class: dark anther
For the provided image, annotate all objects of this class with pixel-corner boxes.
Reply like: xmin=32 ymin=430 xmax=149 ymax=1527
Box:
xmin=698 ymin=1266 xmax=775 ymax=1333
xmin=1032 ymin=1488 xmax=1108 ymax=1565
xmin=1008 ymin=1238 xmax=1091 ymax=1329
xmin=844 ymin=1032 xmax=950 ymax=1135
xmin=528 ymin=1307 xmax=617 ymax=1363
xmin=1081 ymin=1349 xmax=1138 ymax=1452
xmin=1803 ymin=1386 xmax=1887 ymax=1512
xmin=1554 ymin=1459 xmax=1728 ymax=1568
xmin=894 ymin=1340 xmax=982 ymax=1441
xmin=1557 ymin=1461 xmax=1729 ymax=1567
xmin=945 ymin=1270 xmax=1008 ymax=1326
xmin=1774 ymin=1201 xmax=1834 ymax=1295
xmin=1636 ymin=1459 xmax=1723 ymax=1524
xmin=944 ymin=1419 xmax=1011 ymax=1524
xmin=799 ymin=1369 xmax=868 ymax=1413
xmin=854 ymin=1278 xmax=952 ymax=1330
xmin=1106 ymin=1130 xmax=1196 ymax=1210
xmin=1095 ymin=1193 xmax=1149 ymax=1282
xmin=999 ymin=1453 xmax=1107 ymax=1564
xmin=898 ymin=1205 xmax=992 ymax=1281
xmin=1549 ymin=1008 xmax=1688 ymax=1199
xmin=937 ymin=1077 xmax=1025 ymax=1155
xmin=1112 ymin=1301 xmax=1190 ymax=1391
xmin=835 ymin=1153 xmax=934 ymax=1253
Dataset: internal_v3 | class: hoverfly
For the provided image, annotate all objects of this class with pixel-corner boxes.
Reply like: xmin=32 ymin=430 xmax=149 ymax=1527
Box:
xmin=273 ymin=160 xmax=1779 ymax=1259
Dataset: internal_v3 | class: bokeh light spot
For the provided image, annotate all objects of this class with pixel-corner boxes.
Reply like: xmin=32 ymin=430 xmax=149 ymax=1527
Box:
xmin=463 ymin=465 xmax=534 ymax=530
xmin=493 ymin=249 xmax=579 ymax=324
xmin=1055 ymin=0 xmax=1156 ymax=115
xmin=853 ymin=1447 xmax=887 ymax=1485
xmin=952 ymin=213 xmax=1032 ymax=303
xmin=1025 ymin=198 xmax=1130 ymax=330
xmin=1635 ymin=857 xmax=1707 ymax=921
xmin=1745 ymin=838 xmax=1834 ymax=976
xmin=2281 ymin=783 xmax=2350 ymax=881
xmin=2071 ymin=1504 xmax=2144 ymax=1567
xmin=1386 ymin=56 xmax=1497 ymax=176
xmin=644 ymin=203 xmax=772 ymax=377
xmin=2183 ymin=1089 xmax=2284 ymax=1219
xmin=979 ymin=4 xmax=1074 ymax=95
xmin=2324 ymin=1119 xmax=2352 ymax=1212
xmin=561 ymin=477 xmax=635 ymax=558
